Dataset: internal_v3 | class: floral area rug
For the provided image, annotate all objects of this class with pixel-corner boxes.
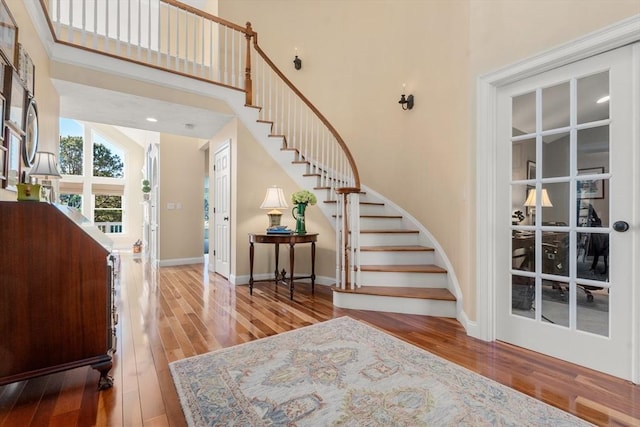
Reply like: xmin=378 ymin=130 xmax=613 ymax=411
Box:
xmin=169 ymin=316 xmax=591 ymax=426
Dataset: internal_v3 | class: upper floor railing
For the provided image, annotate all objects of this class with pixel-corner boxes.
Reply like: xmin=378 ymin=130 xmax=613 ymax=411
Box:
xmin=42 ymin=0 xmax=361 ymax=288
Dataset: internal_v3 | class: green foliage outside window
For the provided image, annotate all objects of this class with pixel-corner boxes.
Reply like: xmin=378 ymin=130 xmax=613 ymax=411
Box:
xmin=59 ymin=137 xmax=124 ymax=178
xmin=94 ymin=195 xmax=123 ymax=223
xmin=59 ymin=136 xmax=84 ymax=175
xmin=93 ymin=143 xmax=124 ymax=178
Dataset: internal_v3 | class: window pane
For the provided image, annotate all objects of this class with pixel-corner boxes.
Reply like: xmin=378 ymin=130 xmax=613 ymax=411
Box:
xmin=577 ymin=71 xmax=609 ymax=124
xmin=59 ymin=136 xmax=84 ymax=176
xmin=542 ymin=82 xmax=570 ymax=131
xmin=512 ymin=91 xmax=536 ymax=135
xmin=541 ymin=280 xmax=569 ymax=328
xmin=512 ymin=138 xmax=536 ymax=181
xmin=577 ymin=231 xmax=609 ymax=282
xmin=95 ymin=195 xmax=123 ymax=234
xmin=577 ymin=125 xmax=609 ymax=172
xmin=541 ymin=132 xmax=569 ymax=178
xmin=542 ymin=231 xmax=568 ymax=277
xmin=577 ymin=286 xmax=609 ymax=337
xmin=511 ymin=275 xmax=535 ymax=318
xmin=93 ymin=132 xmax=124 ymax=178
xmin=540 ymin=182 xmax=569 ymax=226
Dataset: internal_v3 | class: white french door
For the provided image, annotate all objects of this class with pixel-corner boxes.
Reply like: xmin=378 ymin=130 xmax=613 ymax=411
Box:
xmin=496 ymin=44 xmax=638 ymax=380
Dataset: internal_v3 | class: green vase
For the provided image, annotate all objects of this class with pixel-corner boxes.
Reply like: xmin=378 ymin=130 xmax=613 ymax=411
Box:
xmin=292 ymin=203 xmax=307 ymax=235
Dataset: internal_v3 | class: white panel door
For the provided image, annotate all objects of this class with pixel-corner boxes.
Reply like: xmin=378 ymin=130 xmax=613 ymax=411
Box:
xmin=496 ymin=45 xmax=637 ymax=380
xmin=213 ymin=142 xmax=231 ymax=278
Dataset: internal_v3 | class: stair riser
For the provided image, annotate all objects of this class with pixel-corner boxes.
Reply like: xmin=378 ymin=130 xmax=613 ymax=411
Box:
xmin=358 ymin=205 xmax=392 ymax=216
xmin=333 ymin=292 xmax=456 ymax=317
xmin=358 ymin=271 xmax=447 ymax=288
xmin=359 ymin=251 xmax=435 ymax=265
xmin=359 ymin=233 xmax=420 ymax=246
xmin=359 ymin=217 xmax=403 ymax=229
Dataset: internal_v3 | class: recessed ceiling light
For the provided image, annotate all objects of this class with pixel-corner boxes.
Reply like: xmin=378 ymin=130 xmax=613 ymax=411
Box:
xmin=146 ymin=117 xmax=158 ymax=122
xmin=596 ymin=95 xmax=610 ymax=104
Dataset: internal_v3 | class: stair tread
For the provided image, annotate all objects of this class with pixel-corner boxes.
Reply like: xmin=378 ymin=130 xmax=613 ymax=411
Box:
xmin=360 ymin=264 xmax=446 ymax=273
xmin=360 ymin=245 xmax=434 ymax=252
xmin=360 ymin=229 xmax=419 ymax=234
xmin=333 ymin=214 xmax=402 ymax=218
xmin=324 ymin=200 xmax=382 ymax=205
xmin=332 ymin=286 xmax=455 ymax=301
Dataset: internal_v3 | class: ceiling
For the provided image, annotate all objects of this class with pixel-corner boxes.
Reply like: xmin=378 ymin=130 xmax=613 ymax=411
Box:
xmin=53 ymin=80 xmax=234 ymax=142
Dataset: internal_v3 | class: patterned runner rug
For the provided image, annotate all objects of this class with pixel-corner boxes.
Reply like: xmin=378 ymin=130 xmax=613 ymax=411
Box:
xmin=169 ymin=316 xmax=591 ymax=426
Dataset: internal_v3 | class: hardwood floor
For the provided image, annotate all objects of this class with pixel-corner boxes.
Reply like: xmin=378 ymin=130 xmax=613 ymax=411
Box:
xmin=1 ymin=255 xmax=638 ymax=426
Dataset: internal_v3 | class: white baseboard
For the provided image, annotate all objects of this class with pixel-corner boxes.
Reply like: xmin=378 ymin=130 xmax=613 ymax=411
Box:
xmin=159 ymin=256 xmax=205 ymax=267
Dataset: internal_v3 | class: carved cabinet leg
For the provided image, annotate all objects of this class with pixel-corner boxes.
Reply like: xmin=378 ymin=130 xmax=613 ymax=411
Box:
xmin=92 ymin=360 xmax=114 ymax=390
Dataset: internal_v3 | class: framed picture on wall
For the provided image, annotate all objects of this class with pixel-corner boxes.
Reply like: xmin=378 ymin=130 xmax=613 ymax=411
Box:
xmin=17 ymin=43 xmax=34 ymax=97
xmin=4 ymin=125 xmax=20 ymax=191
xmin=7 ymin=70 xmax=25 ymax=131
xmin=577 ymin=167 xmax=605 ymax=199
xmin=0 ymin=143 xmax=6 ymax=181
xmin=0 ymin=0 xmax=17 ymax=67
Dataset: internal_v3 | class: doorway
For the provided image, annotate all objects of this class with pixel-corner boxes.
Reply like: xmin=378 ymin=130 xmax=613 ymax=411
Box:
xmin=495 ymin=45 xmax=637 ymax=380
xmin=476 ymin=18 xmax=639 ymax=384
xmin=211 ymin=141 xmax=231 ymax=278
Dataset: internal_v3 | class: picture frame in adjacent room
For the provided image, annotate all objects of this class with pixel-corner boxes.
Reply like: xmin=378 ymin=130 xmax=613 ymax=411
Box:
xmin=527 ymin=160 xmax=536 ymax=180
xmin=0 ymin=0 xmax=17 ymax=67
xmin=577 ymin=167 xmax=605 ymax=199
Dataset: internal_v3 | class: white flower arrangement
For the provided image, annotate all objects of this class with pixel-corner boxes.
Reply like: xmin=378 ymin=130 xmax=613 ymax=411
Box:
xmin=291 ymin=189 xmax=317 ymax=205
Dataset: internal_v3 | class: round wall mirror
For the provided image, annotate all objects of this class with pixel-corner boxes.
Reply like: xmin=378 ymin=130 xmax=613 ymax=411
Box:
xmin=23 ymin=99 xmax=38 ymax=167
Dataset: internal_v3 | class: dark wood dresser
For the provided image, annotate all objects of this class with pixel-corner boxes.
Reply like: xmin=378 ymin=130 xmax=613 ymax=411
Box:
xmin=0 ymin=202 xmax=117 ymax=389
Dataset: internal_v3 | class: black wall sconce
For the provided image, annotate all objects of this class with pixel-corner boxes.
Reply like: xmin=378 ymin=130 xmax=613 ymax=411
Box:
xmin=398 ymin=93 xmax=414 ymax=110
xmin=293 ymin=47 xmax=302 ymax=70
xmin=399 ymin=83 xmax=414 ymax=110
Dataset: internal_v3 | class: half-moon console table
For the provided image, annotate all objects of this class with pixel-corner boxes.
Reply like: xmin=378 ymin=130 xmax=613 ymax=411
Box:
xmin=248 ymin=233 xmax=317 ymax=300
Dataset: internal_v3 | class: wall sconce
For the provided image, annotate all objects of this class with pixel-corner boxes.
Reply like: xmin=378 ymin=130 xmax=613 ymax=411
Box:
xmin=293 ymin=47 xmax=302 ymax=70
xmin=398 ymin=84 xmax=414 ymax=110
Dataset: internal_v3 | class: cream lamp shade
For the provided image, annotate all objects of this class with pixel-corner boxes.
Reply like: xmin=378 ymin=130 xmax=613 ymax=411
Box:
xmin=524 ymin=188 xmax=553 ymax=207
xmin=29 ymin=152 xmax=62 ymax=203
xmin=260 ymin=186 xmax=288 ymax=228
xmin=29 ymin=152 xmax=62 ymax=179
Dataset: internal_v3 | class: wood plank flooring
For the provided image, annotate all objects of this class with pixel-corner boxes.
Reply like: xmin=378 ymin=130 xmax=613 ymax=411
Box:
xmin=1 ymin=255 xmax=638 ymax=426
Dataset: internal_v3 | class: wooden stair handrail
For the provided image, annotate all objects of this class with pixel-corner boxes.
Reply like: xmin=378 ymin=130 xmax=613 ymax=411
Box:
xmin=247 ymin=24 xmax=360 ymax=194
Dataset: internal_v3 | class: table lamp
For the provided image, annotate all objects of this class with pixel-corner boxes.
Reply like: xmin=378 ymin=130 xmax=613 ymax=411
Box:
xmin=29 ymin=152 xmax=62 ymax=203
xmin=524 ymin=188 xmax=553 ymax=222
xmin=260 ymin=186 xmax=288 ymax=228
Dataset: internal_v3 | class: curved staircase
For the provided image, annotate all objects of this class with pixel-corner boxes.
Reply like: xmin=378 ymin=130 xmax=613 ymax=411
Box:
xmin=326 ymin=192 xmax=457 ymax=317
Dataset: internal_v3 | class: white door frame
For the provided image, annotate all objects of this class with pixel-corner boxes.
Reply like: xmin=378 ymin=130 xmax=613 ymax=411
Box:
xmin=475 ymin=15 xmax=640 ymax=383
